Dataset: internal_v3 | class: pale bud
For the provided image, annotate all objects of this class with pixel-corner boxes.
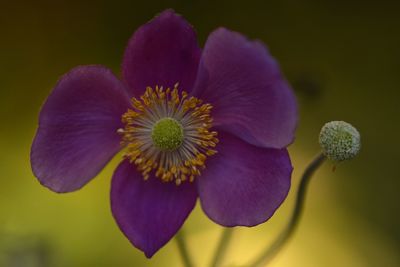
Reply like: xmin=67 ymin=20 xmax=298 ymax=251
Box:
xmin=319 ymin=121 xmax=361 ymax=162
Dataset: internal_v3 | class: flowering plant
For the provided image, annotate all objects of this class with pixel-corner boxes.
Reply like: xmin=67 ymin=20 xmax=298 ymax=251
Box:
xmin=30 ymin=9 xmax=360 ymax=266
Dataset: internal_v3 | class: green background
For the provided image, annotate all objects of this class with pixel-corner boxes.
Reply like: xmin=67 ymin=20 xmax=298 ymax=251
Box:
xmin=1 ymin=0 xmax=399 ymax=266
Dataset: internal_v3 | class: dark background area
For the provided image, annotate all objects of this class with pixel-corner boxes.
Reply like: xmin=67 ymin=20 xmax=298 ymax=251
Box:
xmin=1 ymin=0 xmax=399 ymax=266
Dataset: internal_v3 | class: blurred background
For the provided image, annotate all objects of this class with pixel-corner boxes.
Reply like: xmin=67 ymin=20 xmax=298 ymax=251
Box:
xmin=1 ymin=0 xmax=399 ymax=266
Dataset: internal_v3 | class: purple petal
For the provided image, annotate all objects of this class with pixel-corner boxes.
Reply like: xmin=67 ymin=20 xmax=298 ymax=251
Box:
xmin=192 ymin=28 xmax=297 ymax=149
xmin=122 ymin=9 xmax=201 ymax=96
xmin=197 ymin=132 xmax=292 ymax=227
xmin=111 ymin=160 xmax=198 ymax=258
xmin=31 ymin=66 xmax=131 ymax=193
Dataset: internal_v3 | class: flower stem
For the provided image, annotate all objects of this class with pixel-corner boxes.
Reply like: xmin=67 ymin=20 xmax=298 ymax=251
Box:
xmin=248 ymin=153 xmax=326 ymax=267
xmin=176 ymin=230 xmax=195 ymax=267
xmin=210 ymin=227 xmax=234 ymax=267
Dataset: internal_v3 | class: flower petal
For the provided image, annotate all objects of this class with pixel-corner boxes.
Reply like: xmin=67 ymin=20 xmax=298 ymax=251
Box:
xmin=111 ymin=160 xmax=197 ymax=258
xmin=122 ymin=9 xmax=201 ymax=96
xmin=31 ymin=66 xmax=131 ymax=193
xmin=197 ymin=132 xmax=292 ymax=227
xmin=192 ymin=28 xmax=297 ymax=149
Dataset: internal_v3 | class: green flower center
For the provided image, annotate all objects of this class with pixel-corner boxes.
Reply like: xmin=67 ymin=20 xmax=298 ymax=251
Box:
xmin=151 ymin=117 xmax=184 ymax=151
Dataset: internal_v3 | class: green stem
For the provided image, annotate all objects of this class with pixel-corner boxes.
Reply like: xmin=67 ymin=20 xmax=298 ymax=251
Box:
xmin=210 ymin=228 xmax=234 ymax=267
xmin=248 ymin=153 xmax=326 ymax=267
xmin=176 ymin=230 xmax=195 ymax=267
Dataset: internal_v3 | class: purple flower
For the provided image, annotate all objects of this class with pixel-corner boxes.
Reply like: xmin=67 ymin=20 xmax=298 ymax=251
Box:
xmin=31 ymin=10 xmax=297 ymax=257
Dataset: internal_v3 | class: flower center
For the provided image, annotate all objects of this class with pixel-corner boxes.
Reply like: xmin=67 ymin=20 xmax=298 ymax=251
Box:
xmin=118 ymin=83 xmax=218 ymax=185
xmin=151 ymin=117 xmax=184 ymax=151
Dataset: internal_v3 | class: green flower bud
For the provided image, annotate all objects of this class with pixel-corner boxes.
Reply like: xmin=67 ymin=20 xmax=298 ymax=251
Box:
xmin=319 ymin=121 xmax=361 ymax=162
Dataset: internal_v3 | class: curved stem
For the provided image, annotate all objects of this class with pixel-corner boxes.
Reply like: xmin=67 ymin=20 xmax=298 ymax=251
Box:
xmin=176 ymin=230 xmax=195 ymax=267
xmin=249 ymin=153 xmax=326 ymax=267
xmin=210 ymin=228 xmax=234 ymax=267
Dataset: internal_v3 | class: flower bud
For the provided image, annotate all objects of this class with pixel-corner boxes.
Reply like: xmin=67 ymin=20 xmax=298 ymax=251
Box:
xmin=319 ymin=121 xmax=361 ymax=162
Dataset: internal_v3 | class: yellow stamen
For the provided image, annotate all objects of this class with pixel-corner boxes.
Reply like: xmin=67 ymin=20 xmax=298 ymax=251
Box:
xmin=118 ymin=84 xmax=218 ymax=185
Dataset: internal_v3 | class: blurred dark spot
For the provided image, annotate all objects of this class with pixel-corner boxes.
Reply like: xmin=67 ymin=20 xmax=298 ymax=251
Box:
xmin=290 ymin=74 xmax=324 ymax=101
xmin=1 ymin=234 xmax=52 ymax=267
